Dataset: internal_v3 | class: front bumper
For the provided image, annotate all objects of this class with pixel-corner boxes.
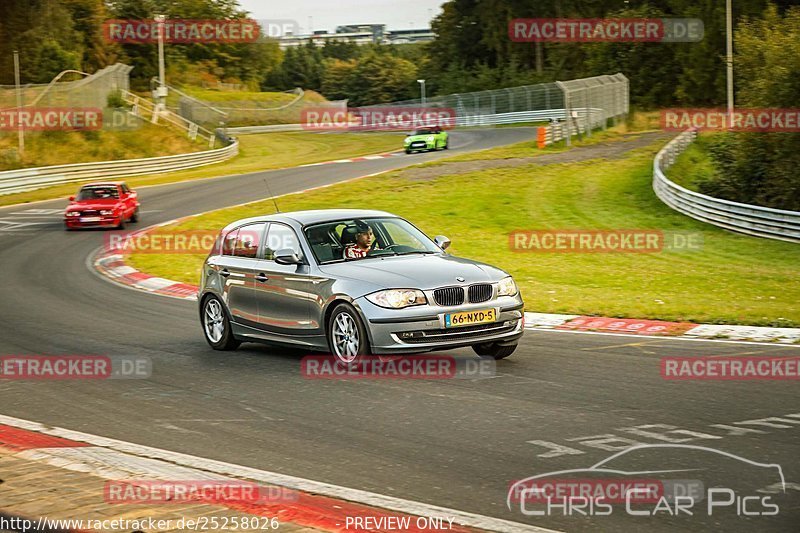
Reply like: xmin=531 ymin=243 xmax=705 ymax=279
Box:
xmin=405 ymin=140 xmax=434 ymax=150
xmin=65 ymin=215 xmax=120 ymax=228
xmin=356 ymin=294 xmax=525 ymax=354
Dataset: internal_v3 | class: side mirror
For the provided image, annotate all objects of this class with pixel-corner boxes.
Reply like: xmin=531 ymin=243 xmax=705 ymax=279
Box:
xmin=69 ymin=196 xmax=75 ymax=202
xmin=434 ymin=235 xmax=451 ymax=250
xmin=275 ymin=249 xmax=303 ymax=265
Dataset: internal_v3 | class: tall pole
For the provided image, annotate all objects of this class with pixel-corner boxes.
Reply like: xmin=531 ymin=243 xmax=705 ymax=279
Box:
xmin=155 ymin=14 xmax=167 ymax=112
xmin=726 ymin=0 xmax=734 ymax=120
xmin=13 ymin=50 xmax=24 ymax=157
xmin=417 ymin=79 xmax=426 ymax=105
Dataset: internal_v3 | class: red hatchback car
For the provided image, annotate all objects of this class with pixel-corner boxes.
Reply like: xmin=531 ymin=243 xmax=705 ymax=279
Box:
xmin=64 ymin=182 xmax=140 ymax=230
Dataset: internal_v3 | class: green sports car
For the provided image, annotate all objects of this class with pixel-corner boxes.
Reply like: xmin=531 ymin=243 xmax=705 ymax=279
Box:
xmin=404 ymin=126 xmax=449 ymax=154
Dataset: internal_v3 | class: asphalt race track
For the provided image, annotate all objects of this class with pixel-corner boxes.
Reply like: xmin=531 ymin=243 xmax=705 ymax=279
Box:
xmin=0 ymin=128 xmax=798 ymax=532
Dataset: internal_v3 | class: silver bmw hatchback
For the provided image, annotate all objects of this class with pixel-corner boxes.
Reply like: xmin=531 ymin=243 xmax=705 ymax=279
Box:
xmin=199 ymin=209 xmax=524 ymax=363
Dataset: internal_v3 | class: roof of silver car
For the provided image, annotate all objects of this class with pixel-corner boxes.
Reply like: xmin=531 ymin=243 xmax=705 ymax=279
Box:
xmin=223 ymin=209 xmax=398 ymax=231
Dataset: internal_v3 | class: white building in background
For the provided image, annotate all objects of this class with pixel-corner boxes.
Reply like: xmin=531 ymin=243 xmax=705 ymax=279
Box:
xmin=278 ymin=23 xmax=434 ymax=49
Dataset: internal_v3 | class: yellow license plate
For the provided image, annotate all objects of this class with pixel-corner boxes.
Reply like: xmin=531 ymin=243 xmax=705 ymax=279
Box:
xmin=445 ymin=309 xmax=497 ymax=328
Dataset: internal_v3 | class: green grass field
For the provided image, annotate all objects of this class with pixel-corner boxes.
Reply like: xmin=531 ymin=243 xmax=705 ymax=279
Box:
xmin=0 ymin=131 xmax=403 ymax=207
xmin=128 ymin=132 xmax=800 ymax=326
xmin=0 ymin=124 xmax=204 ymax=172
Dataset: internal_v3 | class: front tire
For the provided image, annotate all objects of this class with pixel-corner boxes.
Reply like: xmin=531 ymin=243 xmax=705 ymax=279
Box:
xmin=472 ymin=342 xmax=517 ymax=360
xmin=129 ymin=207 xmax=139 ymax=223
xmin=116 ymin=214 xmax=126 ymax=229
xmin=327 ymin=303 xmax=370 ymax=363
xmin=405 ymin=148 xmax=412 ymax=154
xmin=202 ymin=295 xmax=241 ymax=350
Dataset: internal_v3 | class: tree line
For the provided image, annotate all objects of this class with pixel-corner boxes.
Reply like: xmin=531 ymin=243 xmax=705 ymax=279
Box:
xmin=0 ymin=0 xmax=797 ymax=208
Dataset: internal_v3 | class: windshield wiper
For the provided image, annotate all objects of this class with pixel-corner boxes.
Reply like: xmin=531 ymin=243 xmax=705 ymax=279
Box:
xmin=343 ymin=251 xmax=398 ymax=261
xmin=396 ymin=251 xmax=437 ymax=256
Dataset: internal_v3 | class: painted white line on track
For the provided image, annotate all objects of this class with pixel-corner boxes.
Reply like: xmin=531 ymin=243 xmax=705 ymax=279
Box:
xmin=0 ymin=414 xmax=560 ymax=533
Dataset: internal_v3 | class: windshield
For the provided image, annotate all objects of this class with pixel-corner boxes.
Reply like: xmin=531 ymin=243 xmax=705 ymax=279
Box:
xmin=413 ymin=128 xmax=435 ymax=135
xmin=77 ymin=186 xmax=119 ymax=201
xmin=304 ymin=217 xmax=441 ymax=264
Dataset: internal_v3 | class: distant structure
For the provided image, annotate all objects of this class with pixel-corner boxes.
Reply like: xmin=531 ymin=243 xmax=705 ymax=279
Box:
xmin=278 ymin=23 xmax=434 ymax=49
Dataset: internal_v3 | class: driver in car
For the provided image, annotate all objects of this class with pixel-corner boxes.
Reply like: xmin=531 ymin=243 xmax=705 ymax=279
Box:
xmin=343 ymin=220 xmax=379 ymax=259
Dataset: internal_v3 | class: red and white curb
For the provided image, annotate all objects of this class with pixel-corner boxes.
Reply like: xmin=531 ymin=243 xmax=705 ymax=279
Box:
xmin=94 ymin=252 xmax=198 ymax=300
xmin=93 ymin=217 xmax=199 ymax=300
xmin=0 ymin=415 xmax=555 ymax=533
xmin=300 ymin=152 xmax=403 ymax=167
xmin=524 ymin=312 xmax=800 ymax=344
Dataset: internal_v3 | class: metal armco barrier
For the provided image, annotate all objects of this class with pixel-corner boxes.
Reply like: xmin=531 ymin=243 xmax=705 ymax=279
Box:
xmin=0 ymin=139 xmax=238 ymax=196
xmin=227 ymin=109 xmax=600 ymax=135
xmin=653 ymin=130 xmax=800 ymax=243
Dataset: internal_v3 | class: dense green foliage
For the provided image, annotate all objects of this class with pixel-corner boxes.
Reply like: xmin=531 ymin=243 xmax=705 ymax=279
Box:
xmin=1 ymin=0 xmax=796 ymax=208
xmin=689 ymin=6 xmax=800 ymax=210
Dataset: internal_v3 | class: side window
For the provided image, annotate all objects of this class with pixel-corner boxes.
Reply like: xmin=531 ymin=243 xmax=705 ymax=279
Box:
xmin=263 ymin=223 xmax=300 ymax=260
xmin=120 ymin=183 xmax=130 ymax=194
xmin=234 ymin=223 xmax=266 ymax=259
xmin=222 ymin=229 xmax=238 ymax=256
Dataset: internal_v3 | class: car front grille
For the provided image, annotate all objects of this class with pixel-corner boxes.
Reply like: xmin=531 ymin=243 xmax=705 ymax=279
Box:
xmin=396 ymin=321 xmax=518 ymax=344
xmin=468 ymin=284 xmax=493 ymax=303
xmin=433 ymin=287 xmax=465 ymax=306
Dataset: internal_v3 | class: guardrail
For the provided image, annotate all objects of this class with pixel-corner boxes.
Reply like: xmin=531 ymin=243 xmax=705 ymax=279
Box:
xmin=0 ymin=139 xmax=238 ymax=196
xmin=225 ymin=109 xmax=594 ymax=135
xmin=653 ymin=130 xmax=800 ymax=243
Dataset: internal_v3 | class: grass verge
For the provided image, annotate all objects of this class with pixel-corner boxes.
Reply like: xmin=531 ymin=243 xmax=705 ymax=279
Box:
xmin=0 ymin=124 xmax=204 ymax=171
xmin=128 ymin=133 xmax=800 ymax=326
xmin=0 ymin=131 xmax=403 ymax=207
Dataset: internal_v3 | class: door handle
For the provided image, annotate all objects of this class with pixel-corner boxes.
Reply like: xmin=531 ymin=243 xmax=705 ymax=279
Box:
xmin=220 ymin=269 xmax=231 ymax=278
xmin=255 ymin=273 xmax=269 ymax=283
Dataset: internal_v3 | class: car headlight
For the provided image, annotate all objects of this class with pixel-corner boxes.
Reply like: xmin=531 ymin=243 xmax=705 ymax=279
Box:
xmin=404 ymin=137 xmax=412 ymax=144
xmin=498 ymin=276 xmax=518 ymax=297
xmin=65 ymin=211 xmax=81 ymax=217
xmin=100 ymin=210 xmax=114 ymax=216
xmin=426 ymin=136 xmax=435 ymax=142
xmin=366 ymin=289 xmax=427 ymax=309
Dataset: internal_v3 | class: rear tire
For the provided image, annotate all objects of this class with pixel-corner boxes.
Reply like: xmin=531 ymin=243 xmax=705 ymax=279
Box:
xmin=327 ymin=303 xmax=370 ymax=364
xmin=129 ymin=208 xmax=139 ymax=223
xmin=202 ymin=295 xmax=241 ymax=351
xmin=472 ymin=342 xmax=517 ymax=360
